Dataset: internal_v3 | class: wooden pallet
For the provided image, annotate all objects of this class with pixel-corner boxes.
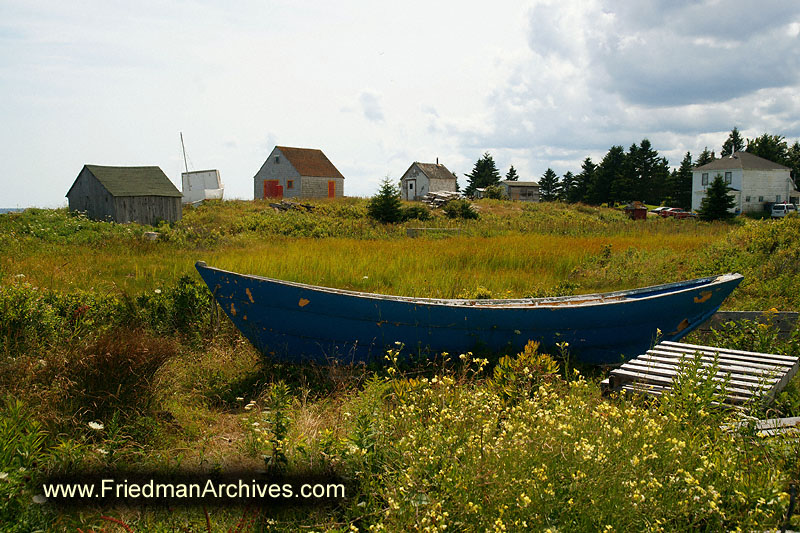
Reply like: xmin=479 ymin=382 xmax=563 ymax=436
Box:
xmin=601 ymin=341 xmax=800 ymax=405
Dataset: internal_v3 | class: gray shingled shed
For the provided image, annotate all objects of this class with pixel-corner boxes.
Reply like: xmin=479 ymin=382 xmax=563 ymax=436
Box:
xmin=66 ymin=165 xmax=182 ymax=225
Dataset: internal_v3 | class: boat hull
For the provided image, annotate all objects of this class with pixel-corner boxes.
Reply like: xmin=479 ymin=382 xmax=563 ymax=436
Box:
xmin=195 ymin=262 xmax=743 ymax=365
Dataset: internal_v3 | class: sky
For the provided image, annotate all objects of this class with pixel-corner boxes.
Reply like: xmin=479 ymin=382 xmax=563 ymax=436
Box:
xmin=2 ymin=0 xmax=800 ymax=207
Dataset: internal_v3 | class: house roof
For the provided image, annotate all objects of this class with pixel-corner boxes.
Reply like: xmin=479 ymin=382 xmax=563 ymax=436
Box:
xmin=412 ymin=162 xmax=457 ymax=182
xmin=693 ymin=151 xmax=790 ymax=172
xmin=68 ymin=165 xmax=182 ymax=198
xmin=276 ymin=146 xmax=344 ymax=179
xmin=501 ymin=180 xmax=539 ymax=187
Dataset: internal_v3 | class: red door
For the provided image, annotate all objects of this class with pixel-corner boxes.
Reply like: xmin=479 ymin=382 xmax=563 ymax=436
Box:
xmin=264 ymin=180 xmax=283 ymax=199
xmin=327 ymin=180 xmax=335 ymax=198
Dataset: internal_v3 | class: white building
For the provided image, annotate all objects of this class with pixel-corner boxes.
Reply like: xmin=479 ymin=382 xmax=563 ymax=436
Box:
xmin=691 ymin=152 xmax=797 ymax=214
xmin=181 ymin=169 xmax=224 ymax=204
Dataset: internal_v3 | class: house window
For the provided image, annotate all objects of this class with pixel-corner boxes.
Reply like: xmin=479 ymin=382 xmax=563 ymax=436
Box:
xmin=758 ymin=196 xmax=764 ymax=202
xmin=745 ymin=196 xmax=750 ymax=202
xmin=701 ymin=173 xmax=708 ymax=186
xmin=724 ymin=172 xmax=732 ymax=184
xmin=777 ymin=195 xmax=782 ymax=202
xmin=275 ymin=156 xmax=280 ymax=164
xmin=287 ymin=180 xmax=294 ymax=189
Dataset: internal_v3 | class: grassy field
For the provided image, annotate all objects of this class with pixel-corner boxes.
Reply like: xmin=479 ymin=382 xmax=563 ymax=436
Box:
xmin=1 ymin=199 xmax=799 ymax=531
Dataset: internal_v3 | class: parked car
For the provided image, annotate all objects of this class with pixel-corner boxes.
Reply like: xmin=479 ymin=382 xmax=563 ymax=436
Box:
xmin=650 ymin=206 xmax=670 ymax=216
xmin=664 ymin=208 xmax=696 ymax=219
xmin=771 ymin=203 xmax=797 ymax=219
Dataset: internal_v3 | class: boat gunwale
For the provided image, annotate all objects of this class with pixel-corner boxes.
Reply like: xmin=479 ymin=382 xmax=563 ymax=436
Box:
xmin=195 ymin=262 xmax=742 ymax=310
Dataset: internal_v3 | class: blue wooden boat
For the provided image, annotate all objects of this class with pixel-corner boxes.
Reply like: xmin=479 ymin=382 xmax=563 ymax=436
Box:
xmin=195 ymin=261 xmax=743 ymax=365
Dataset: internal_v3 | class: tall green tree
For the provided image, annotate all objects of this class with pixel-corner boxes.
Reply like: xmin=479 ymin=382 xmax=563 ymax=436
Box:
xmin=696 ymin=147 xmax=716 ymax=167
xmin=570 ymin=157 xmax=596 ymax=203
xmin=698 ymin=174 xmax=736 ymax=221
xmin=505 ymin=165 xmax=519 ymax=181
xmin=367 ymin=177 xmax=403 ymax=223
xmin=587 ymin=146 xmax=625 ymax=206
xmin=787 ymin=141 xmax=800 ymax=182
xmin=746 ymin=133 xmax=789 ymax=165
xmin=721 ymin=127 xmax=745 ymax=156
xmin=559 ymin=171 xmax=576 ymax=201
xmin=674 ymin=152 xmax=694 ymax=210
xmin=538 ymin=168 xmax=560 ymax=201
xmin=464 ymin=152 xmax=501 ymax=196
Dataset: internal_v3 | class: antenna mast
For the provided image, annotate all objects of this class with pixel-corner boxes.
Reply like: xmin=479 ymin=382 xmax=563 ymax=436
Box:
xmin=180 ymin=132 xmax=189 ymax=173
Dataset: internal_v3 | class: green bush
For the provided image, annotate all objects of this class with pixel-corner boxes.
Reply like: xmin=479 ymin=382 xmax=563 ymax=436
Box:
xmin=401 ymin=204 xmax=432 ymax=221
xmin=442 ymin=199 xmax=479 ymax=220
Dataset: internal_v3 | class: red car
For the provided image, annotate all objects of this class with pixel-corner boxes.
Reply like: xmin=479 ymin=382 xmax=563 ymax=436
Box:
xmin=663 ymin=208 xmax=696 ymax=219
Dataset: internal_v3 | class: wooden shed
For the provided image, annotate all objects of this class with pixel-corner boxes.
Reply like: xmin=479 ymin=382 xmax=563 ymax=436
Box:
xmin=66 ymin=165 xmax=182 ymax=225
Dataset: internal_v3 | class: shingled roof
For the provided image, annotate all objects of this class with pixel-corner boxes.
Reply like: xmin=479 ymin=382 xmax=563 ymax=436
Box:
xmin=694 ymin=152 xmax=790 ymax=172
xmin=71 ymin=165 xmax=182 ymax=197
xmin=413 ymin=162 xmax=457 ymax=181
xmin=277 ymin=147 xmax=344 ymax=179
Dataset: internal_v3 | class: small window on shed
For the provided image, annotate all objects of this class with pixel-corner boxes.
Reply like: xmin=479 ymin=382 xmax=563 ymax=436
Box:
xmin=745 ymin=196 xmax=750 ymax=202
xmin=275 ymin=156 xmax=280 ymax=164
xmin=701 ymin=173 xmax=708 ymax=186
xmin=777 ymin=195 xmax=782 ymax=202
xmin=724 ymin=171 xmax=732 ymax=184
xmin=758 ymin=196 xmax=764 ymax=202
xmin=287 ymin=180 xmax=294 ymax=189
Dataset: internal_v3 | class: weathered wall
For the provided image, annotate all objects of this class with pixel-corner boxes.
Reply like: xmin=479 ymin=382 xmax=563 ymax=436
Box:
xmin=253 ymin=147 xmax=301 ymax=199
xmin=428 ymin=178 xmax=457 ymax=194
xmin=300 ymin=176 xmax=343 ymax=198
xmin=66 ymin=169 xmax=115 ymax=220
xmin=504 ymin=184 xmax=540 ymax=202
xmin=113 ymin=196 xmax=182 ymax=225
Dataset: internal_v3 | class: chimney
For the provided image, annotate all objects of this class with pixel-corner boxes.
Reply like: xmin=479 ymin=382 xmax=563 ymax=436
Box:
xmin=436 ymin=157 xmax=439 ymax=165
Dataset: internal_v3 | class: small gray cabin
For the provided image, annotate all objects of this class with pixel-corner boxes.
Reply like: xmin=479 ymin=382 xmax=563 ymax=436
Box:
xmin=400 ymin=161 xmax=458 ymax=201
xmin=66 ymin=165 xmax=182 ymax=225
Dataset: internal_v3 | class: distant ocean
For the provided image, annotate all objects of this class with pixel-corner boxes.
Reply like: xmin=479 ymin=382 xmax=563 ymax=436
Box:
xmin=0 ymin=208 xmax=25 ymax=214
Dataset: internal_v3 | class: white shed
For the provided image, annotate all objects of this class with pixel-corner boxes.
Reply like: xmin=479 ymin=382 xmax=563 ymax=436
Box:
xmin=181 ymin=170 xmax=224 ymax=204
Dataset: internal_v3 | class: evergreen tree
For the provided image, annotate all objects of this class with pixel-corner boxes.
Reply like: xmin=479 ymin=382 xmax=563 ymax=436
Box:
xmin=696 ymin=147 xmax=716 ymax=167
xmin=612 ymin=143 xmax=637 ymax=203
xmin=787 ymin=142 xmax=800 ymax=182
xmin=587 ymin=146 xmax=625 ymax=206
xmin=698 ymin=174 xmax=736 ymax=221
xmin=746 ymin=133 xmax=789 ymax=165
xmin=539 ymin=168 xmax=560 ymax=201
xmin=559 ymin=171 xmax=576 ymax=201
xmin=721 ymin=127 xmax=745 ymax=156
xmin=464 ymin=152 xmax=501 ymax=196
xmin=505 ymin=165 xmax=519 ymax=181
xmin=367 ymin=177 xmax=403 ymax=223
xmin=571 ymin=157 xmax=595 ymax=203
xmin=675 ymin=152 xmax=693 ymax=210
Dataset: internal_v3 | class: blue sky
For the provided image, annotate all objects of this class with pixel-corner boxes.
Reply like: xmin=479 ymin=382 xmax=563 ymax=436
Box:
xmin=2 ymin=0 xmax=799 ymax=207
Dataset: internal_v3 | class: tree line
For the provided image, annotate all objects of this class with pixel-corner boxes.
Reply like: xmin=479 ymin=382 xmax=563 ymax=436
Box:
xmin=463 ymin=127 xmax=800 ymax=210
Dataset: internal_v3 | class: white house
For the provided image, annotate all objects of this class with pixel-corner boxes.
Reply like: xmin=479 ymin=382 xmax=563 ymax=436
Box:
xmin=691 ymin=151 xmax=797 ymax=214
xmin=400 ymin=161 xmax=458 ymax=201
xmin=253 ymin=146 xmax=344 ymax=200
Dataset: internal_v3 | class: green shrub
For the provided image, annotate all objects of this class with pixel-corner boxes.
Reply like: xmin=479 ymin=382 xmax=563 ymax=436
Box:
xmin=401 ymin=204 xmax=432 ymax=221
xmin=442 ymin=199 xmax=479 ymax=219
